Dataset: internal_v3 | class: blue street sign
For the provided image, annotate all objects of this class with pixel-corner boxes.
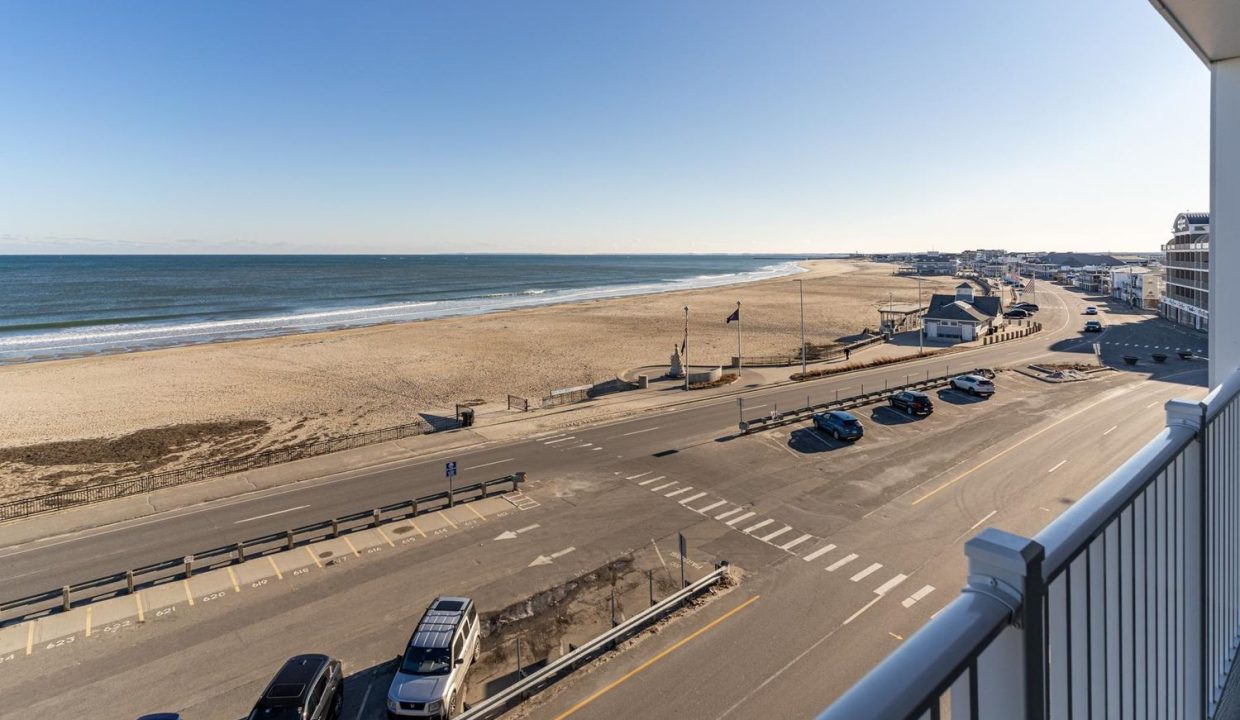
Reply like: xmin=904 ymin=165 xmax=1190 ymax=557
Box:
xmin=446 ymin=461 xmax=457 ymax=478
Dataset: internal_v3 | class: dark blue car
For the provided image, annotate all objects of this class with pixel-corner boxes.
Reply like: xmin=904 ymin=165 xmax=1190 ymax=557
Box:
xmin=813 ymin=410 xmax=864 ymax=441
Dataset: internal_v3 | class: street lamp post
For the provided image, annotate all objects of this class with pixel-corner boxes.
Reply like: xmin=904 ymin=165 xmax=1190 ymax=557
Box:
xmin=916 ymin=276 xmax=924 ymax=355
xmin=683 ymin=305 xmax=690 ymax=391
xmin=795 ymin=280 xmax=806 ymax=376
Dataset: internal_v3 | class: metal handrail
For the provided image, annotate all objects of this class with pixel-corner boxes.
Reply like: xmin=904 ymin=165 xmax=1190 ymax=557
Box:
xmin=457 ymin=564 xmax=731 ymax=720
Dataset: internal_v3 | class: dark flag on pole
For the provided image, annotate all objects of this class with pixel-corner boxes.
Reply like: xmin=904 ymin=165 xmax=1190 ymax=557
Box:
xmin=726 ymin=308 xmax=740 ymax=324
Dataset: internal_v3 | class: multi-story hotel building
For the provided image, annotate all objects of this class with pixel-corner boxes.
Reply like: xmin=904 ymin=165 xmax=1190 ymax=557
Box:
xmin=1159 ymin=211 xmax=1209 ymax=331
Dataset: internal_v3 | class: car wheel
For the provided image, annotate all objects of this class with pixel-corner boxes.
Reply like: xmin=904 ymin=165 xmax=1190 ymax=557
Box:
xmin=968 ymin=388 xmax=976 ymax=396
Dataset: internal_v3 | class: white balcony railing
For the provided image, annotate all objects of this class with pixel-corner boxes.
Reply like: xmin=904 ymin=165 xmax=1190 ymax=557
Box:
xmin=819 ymin=367 xmax=1240 ymax=719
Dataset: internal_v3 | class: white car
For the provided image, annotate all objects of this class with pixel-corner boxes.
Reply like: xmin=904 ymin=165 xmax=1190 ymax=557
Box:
xmin=1084 ymin=306 xmax=1098 ymax=315
xmin=950 ymin=374 xmax=995 ymax=397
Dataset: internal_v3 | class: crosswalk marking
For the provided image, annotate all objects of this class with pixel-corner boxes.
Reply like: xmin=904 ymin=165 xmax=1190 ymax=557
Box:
xmin=902 ymin=585 xmax=936 ymax=608
xmin=664 ymin=486 xmax=693 ymax=498
xmin=850 ymin=563 xmax=883 ymax=582
xmin=715 ymin=508 xmax=744 ymax=521
xmin=874 ymin=574 xmax=908 ymax=596
xmin=826 ymin=553 xmax=859 ymax=571
xmin=780 ymin=534 xmax=813 ymax=552
xmin=802 ymin=544 xmax=836 ymax=562
xmin=638 ymin=475 xmax=665 ymax=486
xmin=626 ymin=472 xmax=651 ymax=480
xmin=650 ymin=481 xmax=677 ymax=492
xmin=726 ymin=512 xmax=757 ymax=527
xmin=743 ymin=519 xmax=775 ymax=534
xmin=678 ymin=492 xmax=708 ymax=505
xmin=694 ymin=500 xmax=728 ymax=514
xmin=758 ymin=526 xmax=793 ymax=543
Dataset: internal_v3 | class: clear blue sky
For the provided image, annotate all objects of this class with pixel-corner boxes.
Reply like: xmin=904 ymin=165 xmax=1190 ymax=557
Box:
xmin=0 ymin=1 xmax=1209 ymax=254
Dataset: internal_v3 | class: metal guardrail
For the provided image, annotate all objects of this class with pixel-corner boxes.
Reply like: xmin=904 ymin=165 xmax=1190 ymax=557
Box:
xmin=738 ymin=368 xmax=994 ymax=434
xmin=819 ymin=365 xmax=1240 ymax=719
xmin=0 ymin=473 xmax=525 ymax=626
xmin=458 ymin=563 xmax=732 ymax=720
xmin=0 ymin=417 xmax=446 ymax=522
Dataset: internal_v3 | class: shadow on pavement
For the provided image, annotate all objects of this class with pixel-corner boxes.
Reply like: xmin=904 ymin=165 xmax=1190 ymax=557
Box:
xmin=935 ymin=388 xmax=987 ymax=406
xmin=868 ymin=406 xmax=922 ymax=426
xmin=787 ymin=427 xmax=845 ymax=454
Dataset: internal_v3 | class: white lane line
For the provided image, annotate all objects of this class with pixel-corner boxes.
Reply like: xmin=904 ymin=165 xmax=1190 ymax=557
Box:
xmin=968 ymin=510 xmax=998 ymax=533
xmin=664 ymin=486 xmax=693 ymax=498
xmin=694 ymin=500 xmax=727 ymax=514
xmin=743 ymin=519 xmax=776 ymax=534
xmin=678 ymin=492 xmax=708 ymax=505
xmin=850 ymin=563 xmax=883 ymax=582
xmin=627 ymin=472 xmax=652 ymax=480
xmin=577 ymin=442 xmax=594 ymax=447
xmin=726 ymin=512 xmax=757 ymax=527
xmin=544 ymin=436 xmax=576 ymax=444
xmin=621 ymin=426 xmax=661 ymax=437
xmin=1146 ymin=400 xmax=1160 ymax=408
xmin=1048 ymin=460 xmax=1067 ymax=474
xmin=780 ymin=534 xmax=813 ymax=552
xmin=716 ymin=508 xmax=745 ymax=521
xmin=638 ymin=475 xmax=665 ymax=486
xmin=802 ymin=544 xmax=836 ymax=562
xmin=650 ymin=481 xmax=677 ymax=493
xmin=826 ymin=553 xmax=859 ymax=572
xmin=902 ymin=585 xmax=936 ymax=608
xmin=843 ymin=596 xmax=882 ymax=625
xmin=758 ymin=526 xmax=793 ymax=543
xmin=747 ymin=404 xmax=768 ymax=410
xmin=1103 ymin=425 xmax=1118 ymax=436
xmin=874 ymin=574 xmax=908 ymax=596
xmin=463 ymin=458 xmax=514 ymax=471
xmin=234 ymin=505 xmax=310 ymax=524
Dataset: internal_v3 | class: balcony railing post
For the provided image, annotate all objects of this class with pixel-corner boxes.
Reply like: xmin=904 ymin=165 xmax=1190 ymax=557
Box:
xmin=1168 ymin=398 xmax=1207 ymax=717
xmin=964 ymin=528 xmax=1045 ymax=719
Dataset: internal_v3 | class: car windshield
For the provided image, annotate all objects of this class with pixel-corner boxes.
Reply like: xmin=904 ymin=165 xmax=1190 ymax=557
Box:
xmin=248 ymin=708 xmax=302 ymax=720
xmin=400 ymin=646 xmax=452 ymax=676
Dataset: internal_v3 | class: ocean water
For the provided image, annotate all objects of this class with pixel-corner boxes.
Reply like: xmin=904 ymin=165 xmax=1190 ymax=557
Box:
xmin=0 ymin=255 xmax=808 ymax=363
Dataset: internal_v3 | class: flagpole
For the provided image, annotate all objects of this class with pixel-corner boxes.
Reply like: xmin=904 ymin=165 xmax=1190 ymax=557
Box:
xmin=736 ymin=301 xmax=742 ymax=371
xmin=683 ymin=306 xmax=690 ymax=391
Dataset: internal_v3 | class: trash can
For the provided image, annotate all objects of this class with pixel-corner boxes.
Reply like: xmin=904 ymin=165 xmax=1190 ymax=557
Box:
xmin=460 ymin=408 xmax=475 ymax=427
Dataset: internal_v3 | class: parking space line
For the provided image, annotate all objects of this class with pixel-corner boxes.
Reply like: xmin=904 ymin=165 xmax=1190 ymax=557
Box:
xmin=758 ymin=526 xmax=793 ymax=543
xmin=874 ymin=574 xmax=908 ymax=596
xmin=743 ymin=519 xmax=775 ymax=534
xmin=343 ymin=536 xmax=361 ymax=557
xmin=26 ymin=623 xmax=33 ymax=655
xmin=714 ymin=508 xmax=743 ymax=520
xmin=726 ymin=512 xmax=757 ymax=526
xmin=694 ymin=499 xmax=727 ymax=514
xmin=826 ymin=554 xmax=859 ymax=571
xmin=183 ymin=580 xmax=195 ymax=605
xmin=850 ymin=563 xmax=883 ymax=582
xmin=638 ymin=475 xmax=665 ymax=486
xmin=627 ymin=472 xmax=652 ymax=480
xmin=802 ymin=544 xmax=836 ymax=562
xmin=306 ymin=547 xmax=323 ymax=568
xmin=437 ymin=511 xmax=458 ymax=529
xmin=465 ymin=504 xmax=488 ymax=521
xmin=268 ymin=556 xmax=284 ymax=580
xmin=1048 ymin=461 xmax=1067 ymax=474
xmin=376 ymin=526 xmax=395 ymax=547
xmin=227 ymin=566 xmax=241 ymax=591
xmin=664 ymin=486 xmax=693 ymax=498
xmin=650 ymin=481 xmax=678 ymax=492
xmin=408 ymin=519 xmax=426 ymax=538
xmin=135 ymin=593 xmax=145 ymax=621
xmin=678 ymin=492 xmax=708 ymax=505
xmin=780 ymin=534 xmax=813 ymax=552
xmin=902 ymin=585 xmax=936 ymax=608
xmin=85 ymin=606 xmax=93 ymax=637
xmin=1103 ymin=425 xmax=1118 ymax=436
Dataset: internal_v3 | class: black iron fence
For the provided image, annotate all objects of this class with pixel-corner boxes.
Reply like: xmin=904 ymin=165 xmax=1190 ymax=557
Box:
xmin=0 ymin=473 xmax=524 ymax=626
xmin=0 ymin=417 xmax=443 ymax=523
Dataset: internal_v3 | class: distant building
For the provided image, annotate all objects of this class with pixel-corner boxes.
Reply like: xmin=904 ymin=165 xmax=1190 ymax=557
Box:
xmin=1159 ymin=212 xmax=1209 ymax=331
xmin=1111 ymin=266 xmax=1162 ymax=310
xmin=921 ymin=283 xmax=1002 ymax=342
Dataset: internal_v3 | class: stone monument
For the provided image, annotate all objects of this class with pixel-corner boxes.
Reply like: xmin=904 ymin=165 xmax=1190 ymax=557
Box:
xmin=669 ymin=345 xmax=685 ymax=378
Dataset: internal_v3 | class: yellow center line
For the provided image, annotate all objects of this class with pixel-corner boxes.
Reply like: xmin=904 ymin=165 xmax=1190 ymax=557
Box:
xmin=305 ymin=546 xmax=323 ymax=568
xmin=342 ymin=535 xmax=361 ymax=557
xmin=465 ymin=503 xmax=487 ymax=522
xmin=408 ymin=519 xmax=426 ymax=538
xmin=135 ymin=593 xmax=145 ymax=622
xmin=183 ymin=580 xmax=195 ymax=606
xmin=375 ymin=526 xmax=395 ymax=547
xmin=437 ymin=510 xmax=459 ymax=530
xmin=912 ymin=391 xmax=1131 ymax=506
xmin=226 ymin=566 xmax=241 ymax=592
xmin=552 ymin=595 xmax=760 ymax=720
xmin=84 ymin=606 xmax=93 ymax=637
xmin=267 ymin=556 xmax=284 ymax=580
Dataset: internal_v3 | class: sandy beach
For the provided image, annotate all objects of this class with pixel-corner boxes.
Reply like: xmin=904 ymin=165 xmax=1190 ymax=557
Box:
xmin=0 ymin=260 xmax=959 ymax=499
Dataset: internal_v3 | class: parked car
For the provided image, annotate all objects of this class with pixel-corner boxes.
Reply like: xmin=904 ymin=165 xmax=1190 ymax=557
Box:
xmin=889 ymin=391 xmax=934 ymax=415
xmin=1084 ymin=306 xmax=1098 ymax=315
xmin=813 ymin=410 xmax=864 ymax=441
xmin=1003 ymin=308 xmax=1031 ymax=319
xmin=388 ymin=597 xmax=481 ymax=719
xmin=1084 ymin=320 xmax=1103 ymax=332
xmin=249 ymin=654 xmax=344 ymax=720
xmin=1012 ymin=302 xmax=1039 ymax=312
xmin=950 ymin=374 xmax=995 ymax=396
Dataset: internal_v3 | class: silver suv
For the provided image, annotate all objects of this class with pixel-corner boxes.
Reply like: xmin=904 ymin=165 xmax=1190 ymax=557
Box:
xmin=387 ymin=597 xmax=481 ymax=719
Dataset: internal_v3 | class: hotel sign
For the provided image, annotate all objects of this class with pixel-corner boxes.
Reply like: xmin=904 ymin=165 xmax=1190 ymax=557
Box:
xmin=1161 ymin=296 xmax=1209 ymax=318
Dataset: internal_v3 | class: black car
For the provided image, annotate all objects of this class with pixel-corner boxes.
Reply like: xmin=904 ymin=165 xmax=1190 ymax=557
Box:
xmin=1012 ymin=302 xmax=1039 ymax=312
xmin=889 ymin=391 xmax=934 ymax=415
xmin=1084 ymin=320 xmax=1103 ymax=332
xmin=1003 ymin=308 xmax=1031 ymax=319
xmin=250 ymin=654 xmax=344 ymax=720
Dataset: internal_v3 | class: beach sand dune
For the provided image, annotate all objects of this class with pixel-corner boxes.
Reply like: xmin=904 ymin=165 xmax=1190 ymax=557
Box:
xmin=0 ymin=260 xmax=958 ymax=499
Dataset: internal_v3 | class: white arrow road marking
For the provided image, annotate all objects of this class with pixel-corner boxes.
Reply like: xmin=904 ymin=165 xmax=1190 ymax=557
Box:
xmin=493 ymin=524 xmax=540 ymax=541
xmin=529 ymin=546 xmax=576 ymax=567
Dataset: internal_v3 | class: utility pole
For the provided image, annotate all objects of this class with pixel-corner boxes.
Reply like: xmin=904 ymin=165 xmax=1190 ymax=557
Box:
xmin=736 ymin=300 xmax=742 ymax=371
xmin=795 ymin=279 xmax=806 ymax=376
